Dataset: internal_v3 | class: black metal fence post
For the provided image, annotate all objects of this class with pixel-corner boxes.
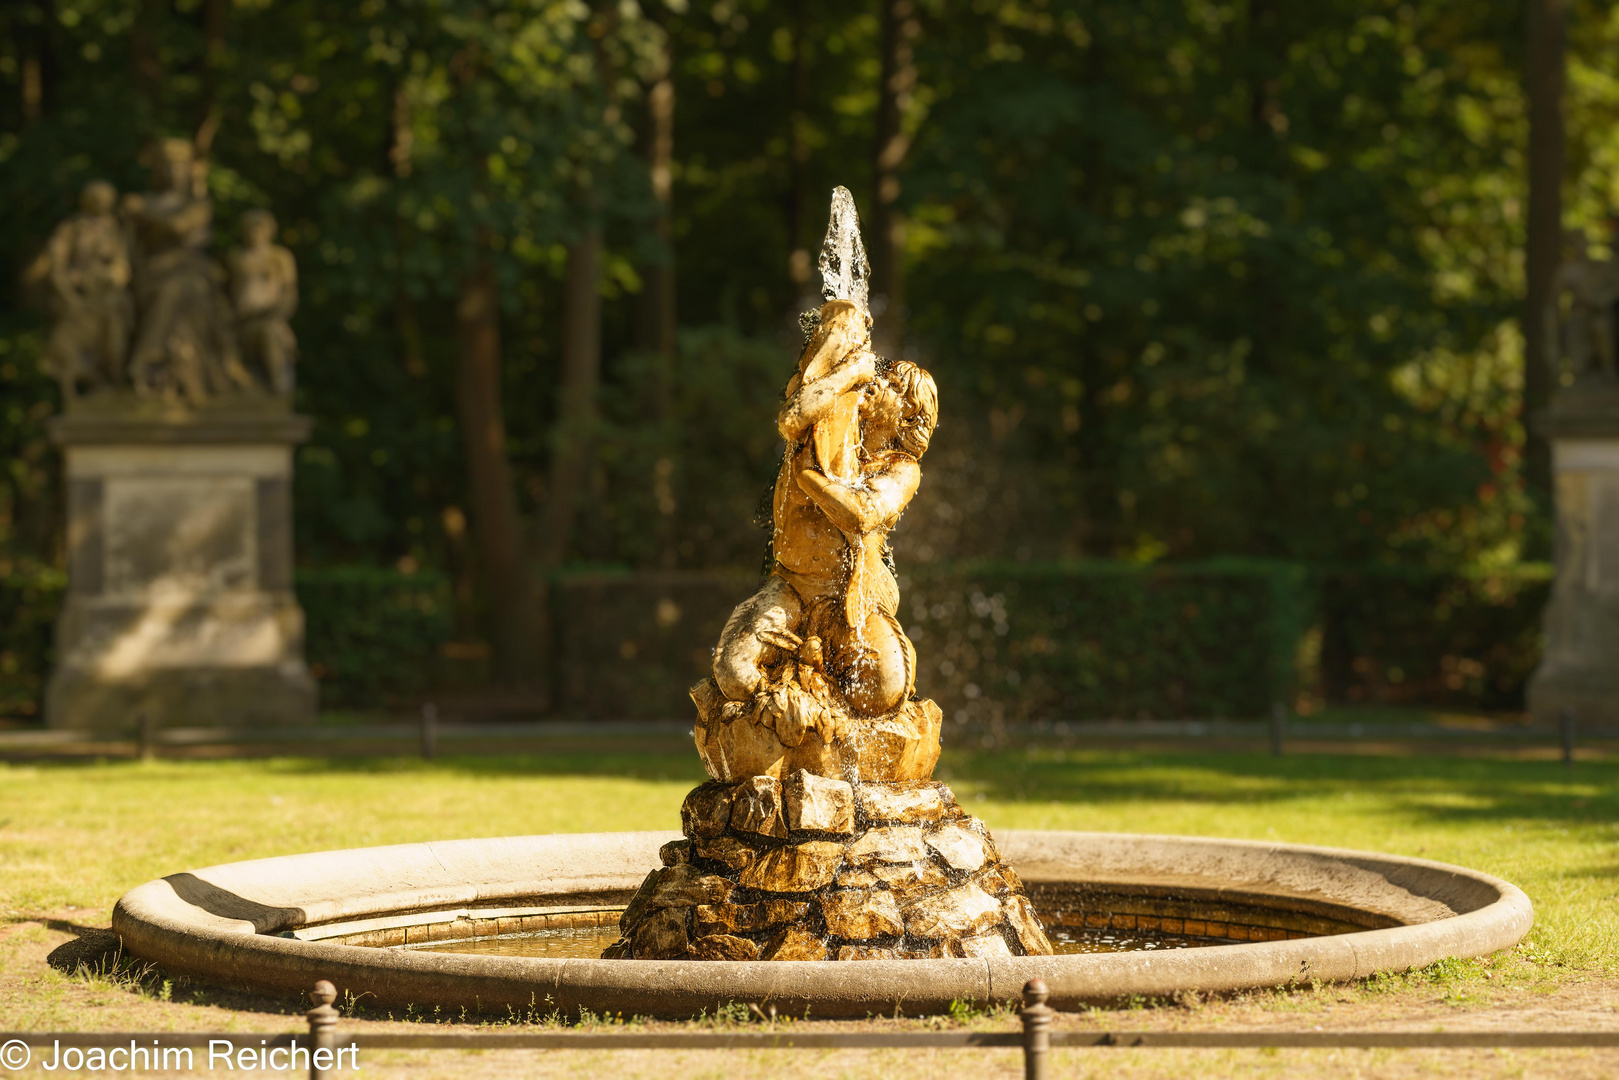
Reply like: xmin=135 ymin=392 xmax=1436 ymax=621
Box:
xmin=421 ymin=702 xmax=438 ymax=762
xmin=1270 ymin=701 xmax=1285 ymax=758
xmin=1019 ymin=977 xmax=1054 ymax=1080
xmin=306 ymin=980 xmax=339 ymax=1080
xmin=1561 ymin=706 xmax=1576 ymax=767
xmin=137 ymin=712 xmax=153 ymax=761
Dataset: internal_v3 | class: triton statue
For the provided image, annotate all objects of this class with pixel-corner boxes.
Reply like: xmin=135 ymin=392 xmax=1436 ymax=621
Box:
xmin=607 ymin=188 xmax=1052 ymax=962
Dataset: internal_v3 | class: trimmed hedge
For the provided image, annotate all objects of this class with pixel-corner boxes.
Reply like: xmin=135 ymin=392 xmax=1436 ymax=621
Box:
xmin=296 ymin=566 xmax=454 ymax=707
xmin=554 ymin=569 xmax=758 ymax=719
xmin=0 ymin=560 xmax=1549 ymax=721
xmin=0 ymin=570 xmax=64 ymax=720
xmin=898 ymin=561 xmax=1549 ymax=723
xmin=900 ymin=560 xmax=1312 ymax=723
xmin=1316 ymin=564 xmax=1551 ymax=711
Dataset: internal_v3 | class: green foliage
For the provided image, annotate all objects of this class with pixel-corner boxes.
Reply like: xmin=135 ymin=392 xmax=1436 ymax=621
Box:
xmin=0 ymin=570 xmax=64 ymax=720
xmin=904 ymin=560 xmax=1311 ymax=721
xmin=0 ymin=0 xmax=1594 ymax=689
xmin=901 ymin=0 xmax=1535 ymax=564
xmin=552 ymin=567 xmax=756 ymax=718
xmin=547 ymin=558 xmax=1546 ymax=720
xmin=0 ymin=315 xmax=57 ymax=578
xmin=587 ymin=326 xmax=790 ymax=570
xmin=904 ymin=560 xmax=1549 ymax=720
xmin=296 ymin=566 xmax=453 ymax=709
xmin=1316 ymin=563 xmax=1551 ymax=710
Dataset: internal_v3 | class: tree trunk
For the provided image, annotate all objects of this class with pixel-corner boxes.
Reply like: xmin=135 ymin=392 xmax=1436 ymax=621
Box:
xmin=539 ymin=229 xmax=603 ymax=572
xmin=19 ymin=1 xmax=52 ymax=125
xmin=870 ymin=0 xmax=919 ymax=360
xmin=1525 ymin=0 xmax=1566 ymax=502
xmin=195 ymin=0 xmax=226 ymax=152
xmin=638 ymin=82 xmax=677 ymax=363
xmin=786 ymin=0 xmax=818 ymax=316
xmin=454 ymin=258 xmax=539 ymax=689
xmin=638 ymin=41 xmax=680 ymax=565
xmin=131 ymin=0 xmax=165 ymax=120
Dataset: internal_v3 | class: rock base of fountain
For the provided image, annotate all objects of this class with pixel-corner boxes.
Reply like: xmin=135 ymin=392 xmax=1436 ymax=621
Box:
xmin=604 ymin=775 xmax=1053 ymax=961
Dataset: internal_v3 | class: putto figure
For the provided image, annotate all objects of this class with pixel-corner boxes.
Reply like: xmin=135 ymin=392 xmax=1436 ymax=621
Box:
xmin=608 ymin=188 xmax=1052 ymax=964
xmin=231 ymin=209 xmax=299 ymax=396
xmin=35 ymin=180 xmax=135 ymax=399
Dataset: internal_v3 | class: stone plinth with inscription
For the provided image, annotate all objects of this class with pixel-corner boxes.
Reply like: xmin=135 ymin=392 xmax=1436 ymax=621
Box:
xmin=46 ymin=405 xmax=317 ymax=729
xmin=1528 ymin=385 xmax=1619 ymax=727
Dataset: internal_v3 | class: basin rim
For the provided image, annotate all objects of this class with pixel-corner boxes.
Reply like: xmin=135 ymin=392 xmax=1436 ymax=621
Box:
xmin=111 ymin=829 xmax=1533 ymax=1017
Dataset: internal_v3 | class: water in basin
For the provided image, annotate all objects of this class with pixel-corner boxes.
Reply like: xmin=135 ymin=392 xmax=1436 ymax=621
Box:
xmin=405 ymin=915 xmax=1247 ymax=960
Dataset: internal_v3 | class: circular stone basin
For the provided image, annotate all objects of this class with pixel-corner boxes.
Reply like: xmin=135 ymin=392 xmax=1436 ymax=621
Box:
xmin=404 ymin=884 xmax=1380 ymax=960
xmin=112 ymin=830 xmax=1532 ymax=1017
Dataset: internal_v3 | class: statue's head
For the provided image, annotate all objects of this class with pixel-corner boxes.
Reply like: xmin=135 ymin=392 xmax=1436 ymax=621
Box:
xmin=863 ymin=359 xmax=938 ymax=458
xmin=79 ymin=180 xmax=117 ymax=215
xmin=148 ymin=138 xmax=197 ymax=194
xmin=241 ymin=209 xmax=277 ymax=246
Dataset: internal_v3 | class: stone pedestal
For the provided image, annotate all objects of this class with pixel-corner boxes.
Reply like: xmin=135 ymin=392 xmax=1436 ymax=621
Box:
xmin=608 ymin=775 xmax=1053 ymax=961
xmin=45 ymin=407 xmax=318 ymax=729
xmin=1528 ymin=386 xmax=1619 ymax=726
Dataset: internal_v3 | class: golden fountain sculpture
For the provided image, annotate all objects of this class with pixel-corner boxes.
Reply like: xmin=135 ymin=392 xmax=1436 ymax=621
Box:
xmin=607 ymin=189 xmax=1053 ymax=962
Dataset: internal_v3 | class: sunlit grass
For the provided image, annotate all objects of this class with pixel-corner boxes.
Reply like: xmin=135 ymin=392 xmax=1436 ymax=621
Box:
xmin=936 ymin=748 xmax=1619 ymax=971
xmin=2 ymin=747 xmax=1614 ymax=972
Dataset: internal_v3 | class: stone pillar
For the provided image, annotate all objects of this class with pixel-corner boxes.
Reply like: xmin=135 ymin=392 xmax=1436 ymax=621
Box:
xmin=45 ymin=408 xmax=318 ymax=729
xmin=1528 ymin=386 xmax=1619 ymax=726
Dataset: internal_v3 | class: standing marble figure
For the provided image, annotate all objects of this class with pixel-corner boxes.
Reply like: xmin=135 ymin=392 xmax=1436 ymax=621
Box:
xmin=36 ymin=180 xmax=135 ymax=400
xmin=607 ymin=189 xmax=1052 ymax=963
xmin=231 ymin=209 xmax=299 ymax=396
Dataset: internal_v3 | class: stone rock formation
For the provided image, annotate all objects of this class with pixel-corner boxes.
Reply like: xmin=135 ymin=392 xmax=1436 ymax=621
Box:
xmin=607 ymin=188 xmax=1052 ymax=961
xmin=605 ymin=775 xmax=1052 ymax=961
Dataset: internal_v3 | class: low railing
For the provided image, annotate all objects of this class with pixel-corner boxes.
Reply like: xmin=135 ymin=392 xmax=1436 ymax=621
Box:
xmin=5 ymin=980 xmax=1619 ymax=1080
xmin=2 ymin=707 xmax=1614 ymax=762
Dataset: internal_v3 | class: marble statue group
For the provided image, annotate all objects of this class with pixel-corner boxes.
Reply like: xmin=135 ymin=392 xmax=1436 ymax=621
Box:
xmin=34 ymin=138 xmax=298 ymax=406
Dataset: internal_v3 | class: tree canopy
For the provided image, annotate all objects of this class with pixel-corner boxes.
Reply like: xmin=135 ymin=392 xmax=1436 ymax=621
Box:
xmin=2 ymin=0 xmax=1611 ymax=637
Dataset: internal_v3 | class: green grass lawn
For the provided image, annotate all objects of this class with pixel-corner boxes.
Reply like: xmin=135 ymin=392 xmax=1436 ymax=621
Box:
xmin=2 ymin=746 xmax=1614 ymax=974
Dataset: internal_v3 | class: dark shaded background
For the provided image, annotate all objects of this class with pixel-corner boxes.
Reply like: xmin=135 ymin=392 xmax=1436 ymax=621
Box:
xmin=0 ymin=0 xmax=1600 ymax=718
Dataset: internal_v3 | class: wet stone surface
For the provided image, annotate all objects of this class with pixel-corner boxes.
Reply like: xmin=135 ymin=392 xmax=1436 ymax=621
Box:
xmin=605 ymin=773 xmax=1056 ymax=961
xmin=415 ymin=921 xmax=1249 ymax=961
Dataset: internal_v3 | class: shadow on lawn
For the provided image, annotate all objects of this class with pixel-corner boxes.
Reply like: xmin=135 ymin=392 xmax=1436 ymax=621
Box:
xmin=70 ymin=743 xmax=1619 ymax=837
xmin=23 ymin=747 xmax=709 ymax=783
xmin=940 ymin=749 xmax=1619 ymax=837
